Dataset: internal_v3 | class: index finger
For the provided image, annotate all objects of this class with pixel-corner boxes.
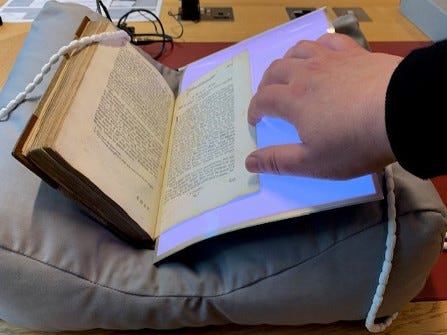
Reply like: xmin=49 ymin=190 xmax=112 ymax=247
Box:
xmin=248 ymin=84 xmax=300 ymax=126
xmin=257 ymin=58 xmax=299 ymax=87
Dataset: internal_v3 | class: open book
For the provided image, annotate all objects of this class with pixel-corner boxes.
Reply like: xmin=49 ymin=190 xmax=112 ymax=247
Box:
xmin=13 ymin=8 xmax=382 ymax=262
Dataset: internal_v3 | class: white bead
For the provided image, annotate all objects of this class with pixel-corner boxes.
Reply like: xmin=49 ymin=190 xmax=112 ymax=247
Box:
xmin=49 ymin=54 xmax=59 ymax=64
xmin=25 ymin=83 xmax=35 ymax=92
xmin=41 ymin=63 xmax=51 ymax=74
xmin=16 ymin=92 xmax=26 ymax=102
xmin=34 ymin=73 xmax=44 ymax=85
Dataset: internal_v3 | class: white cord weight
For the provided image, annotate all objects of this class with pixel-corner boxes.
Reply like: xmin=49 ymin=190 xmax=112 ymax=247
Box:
xmin=0 ymin=30 xmax=130 ymax=121
xmin=364 ymin=165 xmax=399 ymax=333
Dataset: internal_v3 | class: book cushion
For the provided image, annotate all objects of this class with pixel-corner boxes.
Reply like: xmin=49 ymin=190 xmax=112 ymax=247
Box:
xmin=0 ymin=1 xmax=446 ymax=331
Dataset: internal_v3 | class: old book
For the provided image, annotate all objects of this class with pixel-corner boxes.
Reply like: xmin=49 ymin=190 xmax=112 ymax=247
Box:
xmin=13 ymin=9 xmax=382 ymax=262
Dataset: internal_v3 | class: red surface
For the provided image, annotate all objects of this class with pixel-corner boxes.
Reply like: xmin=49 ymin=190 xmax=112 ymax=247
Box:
xmin=143 ymin=40 xmax=445 ymax=300
xmin=414 ymin=252 xmax=447 ymax=301
xmin=141 ymin=41 xmax=435 ymax=71
xmin=142 ymin=42 xmax=233 ymax=70
xmin=417 ymin=175 xmax=447 ymax=301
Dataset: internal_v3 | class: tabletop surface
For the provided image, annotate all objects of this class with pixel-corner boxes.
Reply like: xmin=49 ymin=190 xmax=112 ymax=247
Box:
xmin=0 ymin=0 xmax=431 ymax=88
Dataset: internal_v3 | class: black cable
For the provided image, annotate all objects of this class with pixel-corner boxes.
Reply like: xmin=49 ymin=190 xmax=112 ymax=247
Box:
xmin=117 ymin=8 xmax=172 ymax=59
xmin=96 ymin=0 xmax=112 ymax=22
xmin=95 ymin=0 xmax=183 ymax=59
xmin=167 ymin=10 xmax=184 ymax=40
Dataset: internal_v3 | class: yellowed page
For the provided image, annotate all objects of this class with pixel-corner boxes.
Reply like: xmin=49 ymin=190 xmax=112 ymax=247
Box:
xmin=54 ymin=39 xmax=174 ymax=237
xmin=157 ymin=51 xmax=259 ymax=235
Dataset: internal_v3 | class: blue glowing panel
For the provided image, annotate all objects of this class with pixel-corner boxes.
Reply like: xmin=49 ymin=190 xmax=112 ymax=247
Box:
xmin=155 ymin=8 xmax=382 ymax=261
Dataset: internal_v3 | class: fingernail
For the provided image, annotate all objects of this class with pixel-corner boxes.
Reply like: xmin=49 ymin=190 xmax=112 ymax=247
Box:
xmin=245 ymin=154 xmax=259 ymax=172
xmin=247 ymin=113 xmax=261 ymax=126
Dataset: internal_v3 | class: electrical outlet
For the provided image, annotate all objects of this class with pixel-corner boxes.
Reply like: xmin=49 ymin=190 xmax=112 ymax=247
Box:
xmin=332 ymin=7 xmax=372 ymax=22
xmin=286 ymin=7 xmax=316 ymax=20
xmin=200 ymin=7 xmax=234 ymax=21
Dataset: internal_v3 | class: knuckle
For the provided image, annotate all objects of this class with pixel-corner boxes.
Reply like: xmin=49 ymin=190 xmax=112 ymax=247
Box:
xmin=295 ymin=39 xmax=313 ymax=49
xmin=268 ymin=152 xmax=282 ymax=175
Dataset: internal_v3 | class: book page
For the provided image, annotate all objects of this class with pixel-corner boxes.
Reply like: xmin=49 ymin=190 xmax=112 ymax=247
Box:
xmin=157 ymin=51 xmax=259 ymax=234
xmin=54 ymin=39 xmax=175 ymax=237
xmin=154 ymin=9 xmax=383 ymax=261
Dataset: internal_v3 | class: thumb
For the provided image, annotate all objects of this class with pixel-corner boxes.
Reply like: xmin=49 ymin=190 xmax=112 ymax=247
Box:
xmin=245 ymin=144 xmax=311 ymax=176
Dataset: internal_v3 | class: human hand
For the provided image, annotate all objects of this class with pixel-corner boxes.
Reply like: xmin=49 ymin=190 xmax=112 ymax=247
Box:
xmin=246 ymin=33 xmax=401 ymax=179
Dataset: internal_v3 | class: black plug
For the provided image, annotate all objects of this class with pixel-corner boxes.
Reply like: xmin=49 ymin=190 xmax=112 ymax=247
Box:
xmin=119 ymin=22 xmax=135 ymax=35
xmin=180 ymin=0 xmax=200 ymax=21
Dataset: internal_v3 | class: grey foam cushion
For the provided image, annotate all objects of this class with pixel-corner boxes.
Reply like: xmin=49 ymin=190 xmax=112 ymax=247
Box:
xmin=0 ymin=1 xmax=446 ymax=331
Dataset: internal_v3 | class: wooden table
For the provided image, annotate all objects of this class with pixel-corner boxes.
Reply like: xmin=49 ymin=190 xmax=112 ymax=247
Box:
xmin=1 ymin=0 xmax=446 ymax=334
xmin=155 ymin=0 xmax=430 ymax=42
xmin=0 ymin=0 xmax=431 ymax=88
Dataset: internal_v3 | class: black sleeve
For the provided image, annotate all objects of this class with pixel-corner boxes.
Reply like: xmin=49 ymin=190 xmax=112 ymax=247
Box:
xmin=385 ymin=40 xmax=447 ymax=179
